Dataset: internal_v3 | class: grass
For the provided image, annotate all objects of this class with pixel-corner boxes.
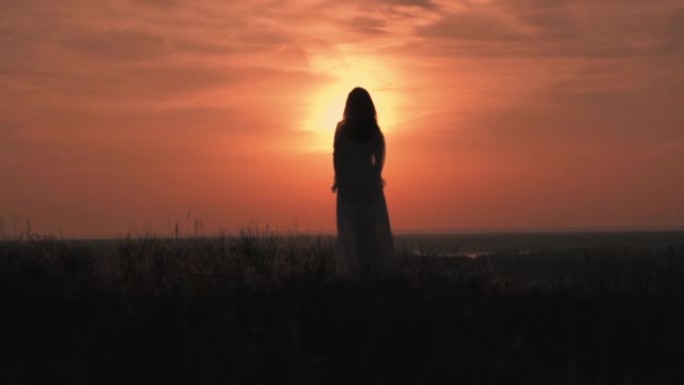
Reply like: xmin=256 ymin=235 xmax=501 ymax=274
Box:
xmin=1 ymin=231 xmax=683 ymax=384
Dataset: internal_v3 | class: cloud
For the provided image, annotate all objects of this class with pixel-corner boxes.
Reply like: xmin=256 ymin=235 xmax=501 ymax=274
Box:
xmin=0 ymin=105 xmax=296 ymax=177
xmin=391 ymin=0 xmax=434 ymax=7
xmin=405 ymin=0 xmax=684 ymax=59
xmin=132 ymin=0 xmax=180 ymax=8
xmin=62 ymin=29 xmax=172 ymax=61
xmin=419 ymin=12 xmax=526 ymax=41
xmin=0 ymin=121 xmax=18 ymax=140
xmin=3 ymin=0 xmax=681 ymax=64
xmin=43 ymin=66 xmax=244 ymax=101
xmin=665 ymin=9 xmax=684 ymax=53
xmin=340 ymin=16 xmax=389 ymax=36
xmin=506 ymin=0 xmax=578 ymax=39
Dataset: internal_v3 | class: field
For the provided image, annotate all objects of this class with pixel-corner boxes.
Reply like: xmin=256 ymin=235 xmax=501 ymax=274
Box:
xmin=2 ymin=231 xmax=683 ymax=384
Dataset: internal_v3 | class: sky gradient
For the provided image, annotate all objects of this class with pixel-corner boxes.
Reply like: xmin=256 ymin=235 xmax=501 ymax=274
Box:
xmin=1 ymin=0 xmax=683 ymax=238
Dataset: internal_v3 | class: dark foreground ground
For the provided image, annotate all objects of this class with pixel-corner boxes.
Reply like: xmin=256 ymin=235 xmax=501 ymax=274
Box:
xmin=1 ymin=234 xmax=683 ymax=384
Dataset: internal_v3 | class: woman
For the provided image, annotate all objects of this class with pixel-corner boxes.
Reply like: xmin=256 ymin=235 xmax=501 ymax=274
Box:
xmin=332 ymin=87 xmax=394 ymax=278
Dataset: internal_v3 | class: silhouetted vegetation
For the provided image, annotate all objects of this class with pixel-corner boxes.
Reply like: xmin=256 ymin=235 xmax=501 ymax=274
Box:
xmin=1 ymin=232 xmax=683 ymax=384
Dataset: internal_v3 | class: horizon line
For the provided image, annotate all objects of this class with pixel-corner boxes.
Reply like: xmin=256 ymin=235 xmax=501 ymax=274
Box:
xmin=4 ymin=225 xmax=684 ymax=242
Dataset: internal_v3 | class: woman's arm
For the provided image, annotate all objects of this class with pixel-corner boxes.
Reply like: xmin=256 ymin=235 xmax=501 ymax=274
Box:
xmin=375 ymin=132 xmax=385 ymax=172
xmin=374 ymin=132 xmax=386 ymax=184
xmin=332 ymin=124 xmax=342 ymax=192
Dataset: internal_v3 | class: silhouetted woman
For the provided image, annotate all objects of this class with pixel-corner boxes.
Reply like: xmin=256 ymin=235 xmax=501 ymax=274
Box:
xmin=332 ymin=87 xmax=394 ymax=278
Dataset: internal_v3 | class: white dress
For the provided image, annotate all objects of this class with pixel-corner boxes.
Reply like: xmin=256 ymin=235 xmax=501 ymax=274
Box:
xmin=333 ymin=124 xmax=394 ymax=278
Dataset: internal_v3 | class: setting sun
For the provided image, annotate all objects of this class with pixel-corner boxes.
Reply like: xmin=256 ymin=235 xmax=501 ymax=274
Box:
xmin=302 ymin=51 xmax=403 ymax=152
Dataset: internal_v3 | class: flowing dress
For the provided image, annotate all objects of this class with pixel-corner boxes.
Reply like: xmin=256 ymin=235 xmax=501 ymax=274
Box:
xmin=333 ymin=124 xmax=394 ymax=278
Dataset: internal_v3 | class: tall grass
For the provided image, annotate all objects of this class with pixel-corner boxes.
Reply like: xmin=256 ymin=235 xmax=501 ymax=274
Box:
xmin=1 ymin=230 xmax=682 ymax=384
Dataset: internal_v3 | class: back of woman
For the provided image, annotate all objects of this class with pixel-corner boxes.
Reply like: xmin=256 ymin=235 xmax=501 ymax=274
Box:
xmin=334 ymin=125 xmax=383 ymax=199
xmin=332 ymin=88 xmax=394 ymax=279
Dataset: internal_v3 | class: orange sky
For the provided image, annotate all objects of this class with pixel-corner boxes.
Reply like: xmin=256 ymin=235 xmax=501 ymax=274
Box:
xmin=1 ymin=0 xmax=683 ymax=238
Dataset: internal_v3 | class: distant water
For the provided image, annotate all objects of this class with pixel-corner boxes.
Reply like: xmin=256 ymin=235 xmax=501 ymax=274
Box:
xmin=394 ymin=231 xmax=684 ymax=257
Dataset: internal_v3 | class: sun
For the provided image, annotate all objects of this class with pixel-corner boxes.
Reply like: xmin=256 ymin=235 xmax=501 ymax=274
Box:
xmin=302 ymin=52 xmax=403 ymax=152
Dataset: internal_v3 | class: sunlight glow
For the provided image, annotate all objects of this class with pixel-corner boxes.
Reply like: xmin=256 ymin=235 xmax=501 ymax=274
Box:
xmin=302 ymin=52 xmax=404 ymax=152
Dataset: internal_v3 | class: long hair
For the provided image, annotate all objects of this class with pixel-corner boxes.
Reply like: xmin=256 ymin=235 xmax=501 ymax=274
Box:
xmin=340 ymin=87 xmax=380 ymax=142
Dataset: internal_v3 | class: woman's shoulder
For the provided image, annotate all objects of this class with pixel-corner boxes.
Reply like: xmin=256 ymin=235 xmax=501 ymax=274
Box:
xmin=371 ymin=129 xmax=384 ymax=142
xmin=335 ymin=121 xmax=345 ymax=137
